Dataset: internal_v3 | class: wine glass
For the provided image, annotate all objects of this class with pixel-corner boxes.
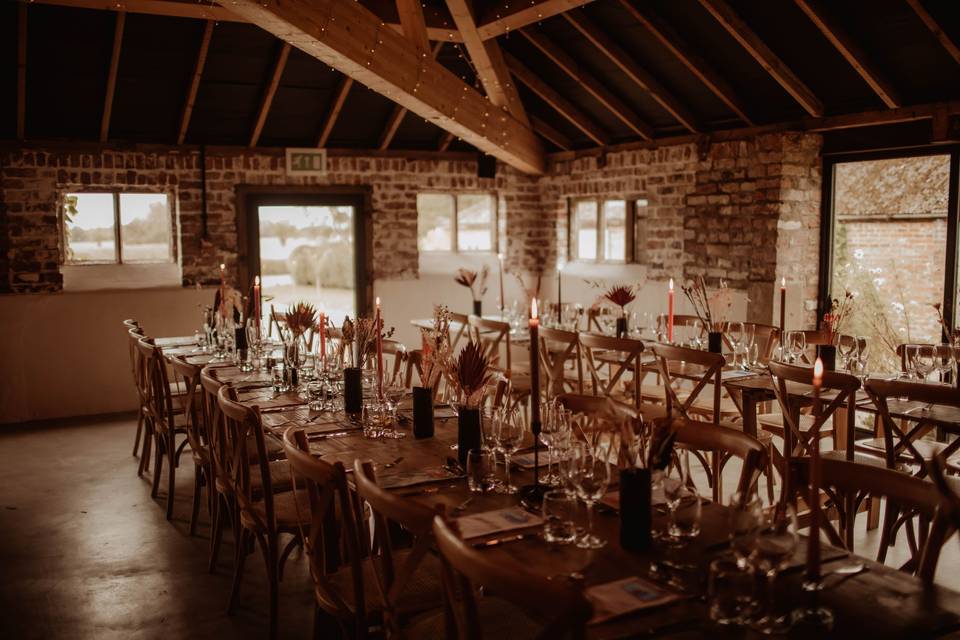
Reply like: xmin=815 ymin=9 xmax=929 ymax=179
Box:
xmin=662 ymin=449 xmax=702 ymax=544
xmin=495 ymin=407 xmax=524 ymax=494
xmin=750 ymin=503 xmax=799 ymax=635
xmin=540 ymin=404 xmax=562 ymax=485
xmin=728 ymin=489 xmax=764 ymax=570
xmin=914 ymin=345 xmax=936 ymax=382
xmin=689 ymin=319 xmax=703 ymax=349
xmin=741 ymin=324 xmax=757 ymax=368
xmin=571 ymin=442 xmax=610 ymax=549
xmin=836 ymin=335 xmax=858 ymax=371
xmin=726 ymin=321 xmax=744 ymax=365
xmin=935 ymin=344 xmax=955 ymax=383
xmin=785 ymin=330 xmax=806 ymax=363
xmin=656 ymin=314 xmax=668 ymax=343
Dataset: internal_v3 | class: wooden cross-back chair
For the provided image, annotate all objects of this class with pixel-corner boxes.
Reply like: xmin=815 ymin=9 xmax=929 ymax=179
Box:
xmin=126 ymin=326 xmax=150 ymax=470
xmin=931 ymin=454 xmax=960 ymax=532
xmin=428 ymin=515 xmax=592 ymax=640
xmin=579 ymin=333 xmax=646 ymax=412
xmin=200 ymin=368 xmax=233 ymax=573
xmin=861 ymin=379 xmax=960 ymax=477
xmin=136 ymin=337 xmax=190 ymax=520
xmin=788 ymin=457 xmax=956 ymax=582
xmin=353 ymin=460 xmax=444 ymax=638
xmin=538 ymin=327 xmax=583 ymax=398
xmin=895 ymin=343 xmax=944 ymax=376
xmin=217 ymin=387 xmax=307 ymax=640
xmin=586 ymin=306 xmax=617 ymax=333
xmin=170 ymin=356 xmax=211 ymax=536
xmin=447 ymin=311 xmax=469 ymax=352
xmin=554 ymin=393 xmax=637 ymax=462
xmin=281 ymin=429 xmax=370 ymax=640
xmin=720 ymin=322 xmax=781 ymax=362
xmin=467 ymin=315 xmax=514 ymax=375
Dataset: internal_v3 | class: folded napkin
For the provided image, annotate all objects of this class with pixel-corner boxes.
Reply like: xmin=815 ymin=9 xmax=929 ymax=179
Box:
xmin=455 ymin=506 xmax=543 ymax=540
xmin=586 ymin=576 xmax=681 ymax=624
xmin=377 ymin=467 xmax=463 ymax=490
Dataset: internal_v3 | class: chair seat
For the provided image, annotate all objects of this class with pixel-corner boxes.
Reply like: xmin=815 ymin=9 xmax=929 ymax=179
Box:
xmin=638 ymin=403 xmax=668 ymax=423
xmin=758 ymin=413 xmax=828 ymax=438
xmin=640 ymin=383 xmax=666 ymax=404
xmin=244 ymin=486 xmax=312 ymax=529
xmin=717 ymin=420 xmax=773 ymax=443
xmin=822 ymin=449 xmax=887 ymax=467
xmin=854 ymin=437 xmax=954 ymax=462
xmin=319 ymin=550 xmax=444 ymax=619
xmin=404 ymin=593 xmax=540 ymax=639
xmin=215 ymin=459 xmax=296 ymax=497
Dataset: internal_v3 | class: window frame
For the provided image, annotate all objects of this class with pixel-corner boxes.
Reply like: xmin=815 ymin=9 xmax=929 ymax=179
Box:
xmin=60 ymin=188 xmax=176 ymax=266
xmin=568 ymin=196 xmax=639 ymax=264
xmin=416 ymin=191 xmax=499 ymax=254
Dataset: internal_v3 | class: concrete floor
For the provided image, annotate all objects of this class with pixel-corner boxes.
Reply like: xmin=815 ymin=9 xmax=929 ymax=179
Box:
xmin=1 ymin=415 xmax=958 ymax=639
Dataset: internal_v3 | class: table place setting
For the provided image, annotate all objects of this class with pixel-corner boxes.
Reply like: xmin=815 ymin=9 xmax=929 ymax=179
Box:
xmin=454 ymin=505 xmax=544 ymax=540
xmin=585 ymin=576 xmax=683 ymax=625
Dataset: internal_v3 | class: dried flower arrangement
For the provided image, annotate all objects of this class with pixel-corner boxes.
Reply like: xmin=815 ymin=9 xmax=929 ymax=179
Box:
xmin=680 ymin=276 xmax=734 ymax=331
xmin=213 ymin=286 xmax=244 ymax=322
xmin=354 ymin=316 xmax=396 ymax=361
xmin=619 ymin=416 xmax=676 ymax=470
xmin=603 ymin=284 xmax=637 ymax=314
xmin=513 ymin=271 xmax=543 ymax=306
xmin=339 ymin=317 xmax=355 ymax=364
xmin=283 ymin=302 xmax=317 ymax=338
xmin=823 ymin=291 xmax=855 ymax=340
xmin=450 ymin=340 xmax=492 ymax=409
xmin=455 ymin=266 xmax=489 ymax=302
xmin=932 ymin=302 xmax=958 ymax=342
xmin=420 ymin=305 xmax=452 ymax=388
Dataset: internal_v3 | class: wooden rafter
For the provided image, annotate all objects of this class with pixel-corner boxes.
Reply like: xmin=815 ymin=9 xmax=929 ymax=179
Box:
xmin=100 ymin=10 xmax=125 ymax=142
xmin=249 ymin=42 xmax=291 ymax=147
xmin=504 ymin=52 xmax=609 ymax=146
xmin=793 ymin=0 xmax=900 ymax=108
xmin=520 ymin=28 xmax=654 ymax=140
xmin=395 ymin=0 xmax=431 ymax=53
xmin=476 ymin=0 xmax=597 ymax=40
xmin=697 ymin=0 xmax=824 ymax=117
xmin=445 ymin=0 xmax=529 ymax=125
xmin=16 ymin=4 xmax=27 ymax=140
xmin=530 ymin=116 xmax=571 ymax=150
xmin=317 ymin=77 xmax=353 ymax=148
xmin=905 ymin=0 xmax=960 ymax=67
xmin=438 ymin=131 xmax=455 ymax=151
xmin=619 ymin=0 xmax=754 ymax=126
xmin=228 ymin=0 xmax=544 ymax=174
xmin=177 ymin=20 xmax=214 ymax=145
xmin=563 ymin=11 xmax=699 ymax=133
xmin=380 ymin=41 xmax=445 ymax=151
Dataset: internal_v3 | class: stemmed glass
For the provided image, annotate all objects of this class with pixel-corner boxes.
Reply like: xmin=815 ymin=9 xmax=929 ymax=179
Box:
xmin=784 ymin=330 xmax=806 ymax=363
xmin=661 ymin=449 xmax=702 ymax=544
xmin=935 ymin=344 xmax=955 ymax=383
xmin=494 ymin=407 xmax=524 ymax=494
xmin=741 ymin=324 xmax=757 ymax=369
xmin=913 ymin=345 xmax=936 ymax=382
xmin=751 ymin=503 xmax=799 ymax=635
xmin=726 ymin=321 xmax=744 ymax=365
xmin=571 ymin=442 xmax=611 ymax=549
xmin=689 ymin=319 xmax=703 ymax=349
xmin=728 ymin=489 xmax=764 ymax=570
xmin=836 ymin=335 xmax=858 ymax=372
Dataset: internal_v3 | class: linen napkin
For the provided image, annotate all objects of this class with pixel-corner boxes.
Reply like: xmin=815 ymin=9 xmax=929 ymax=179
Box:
xmin=586 ymin=576 xmax=681 ymax=624
xmin=455 ymin=506 xmax=543 ymax=540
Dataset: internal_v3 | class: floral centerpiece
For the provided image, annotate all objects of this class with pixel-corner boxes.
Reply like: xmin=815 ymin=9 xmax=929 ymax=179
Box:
xmin=282 ymin=302 xmax=317 ymax=379
xmin=455 ymin=266 xmax=489 ymax=315
xmin=420 ymin=305 xmax=452 ymax=389
xmin=822 ymin=290 xmax=854 ymax=343
xmin=449 ymin=340 xmax=492 ymax=465
xmin=680 ymin=276 xmax=734 ymax=332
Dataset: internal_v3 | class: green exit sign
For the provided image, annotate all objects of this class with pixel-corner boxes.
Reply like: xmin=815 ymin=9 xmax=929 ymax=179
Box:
xmin=285 ymin=148 xmax=327 ymax=176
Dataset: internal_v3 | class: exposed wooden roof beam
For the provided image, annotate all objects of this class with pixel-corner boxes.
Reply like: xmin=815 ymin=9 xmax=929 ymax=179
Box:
xmin=476 ymin=0 xmax=597 ymax=40
xmin=249 ymin=42 xmax=291 ymax=147
xmin=438 ymin=131 xmax=455 ymax=151
xmin=563 ymin=11 xmax=699 ymax=133
xmin=793 ymin=0 xmax=900 ymax=108
xmin=395 ymin=0 xmax=431 ymax=53
xmin=618 ymin=1 xmax=754 ymax=126
xmin=228 ymin=0 xmax=544 ymax=173
xmin=379 ymin=41 xmax=445 ymax=150
xmin=445 ymin=0 xmax=528 ymax=126
xmin=505 ymin=51 xmax=610 ymax=146
xmin=100 ymin=10 xmax=125 ymax=142
xmin=530 ymin=116 xmax=571 ymax=150
xmin=317 ymin=76 xmax=353 ymax=148
xmin=16 ymin=4 xmax=27 ymax=140
xmin=520 ymin=28 xmax=654 ymax=140
xmin=697 ymin=0 xmax=824 ymax=117
xmin=177 ymin=20 xmax=214 ymax=145
xmin=905 ymin=0 xmax=960 ymax=67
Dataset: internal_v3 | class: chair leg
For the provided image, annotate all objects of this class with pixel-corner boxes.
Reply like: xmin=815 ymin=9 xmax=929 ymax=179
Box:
xmin=151 ymin=433 xmax=163 ymax=499
xmin=166 ymin=433 xmax=176 ymax=520
xmin=264 ymin=535 xmax=280 ymax=640
xmin=228 ymin=527 xmax=249 ymax=614
xmin=189 ymin=466 xmax=202 ymax=536
xmin=138 ymin=419 xmax=153 ymax=477
xmin=209 ymin=493 xmax=225 ymax=574
xmin=867 ymin=496 xmax=881 ymax=530
xmin=132 ymin=410 xmax=144 ymax=457
xmin=877 ymin=501 xmax=898 ymax=563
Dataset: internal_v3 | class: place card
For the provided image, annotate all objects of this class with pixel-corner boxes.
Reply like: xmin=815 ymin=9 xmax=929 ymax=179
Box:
xmin=374 ymin=467 xmax=462 ymax=490
xmin=586 ymin=576 xmax=681 ymax=624
xmin=455 ymin=506 xmax=543 ymax=540
xmin=241 ymin=390 xmax=305 ymax=410
xmin=600 ymin=481 xmax=669 ymax=511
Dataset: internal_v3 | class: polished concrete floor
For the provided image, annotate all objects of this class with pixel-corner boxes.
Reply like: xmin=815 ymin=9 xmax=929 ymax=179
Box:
xmin=1 ymin=415 xmax=958 ymax=639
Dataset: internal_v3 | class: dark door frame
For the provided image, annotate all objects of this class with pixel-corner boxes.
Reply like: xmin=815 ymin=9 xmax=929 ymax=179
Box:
xmin=235 ymin=185 xmax=374 ymax=317
xmin=817 ymin=145 xmax=960 ymax=337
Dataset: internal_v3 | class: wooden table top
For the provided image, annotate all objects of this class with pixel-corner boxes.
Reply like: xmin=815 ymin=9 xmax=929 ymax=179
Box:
xmin=197 ymin=358 xmax=960 ymax=638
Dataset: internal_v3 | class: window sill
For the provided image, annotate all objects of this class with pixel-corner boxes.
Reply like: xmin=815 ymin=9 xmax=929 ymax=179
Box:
xmin=62 ymin=263 xmax=182 ymax=291
xmin=419 ymin=252 xmax=499 ymax=276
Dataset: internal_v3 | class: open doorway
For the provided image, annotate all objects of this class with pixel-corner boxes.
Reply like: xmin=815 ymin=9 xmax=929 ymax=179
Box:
xmin=239 ymin=188 xmax=371 ymax=325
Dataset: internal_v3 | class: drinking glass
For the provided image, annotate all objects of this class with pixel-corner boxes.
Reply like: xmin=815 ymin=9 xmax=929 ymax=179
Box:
xmin=935 ymin=344 xmax=955 ymax=383
xmin=728 ymin=490 xmax=764 ymax=569
xmin=656 ymin=314 xmax=667 ymax=343
xmin=785 ymin=330 xmax=806 ymax=363
xmin=271 ymin=364 xmax=285 ymax=393
xmin=741 ymin=324 xmax=756 ymax=368
xmin=750 ymin=504 xmax=799 ymax=635
xmin=709 ymin=558 xmax=757 ymax=626
xmin=836 ymin=335 xmax=858 ymax=371
xmin=495 ymin=408 xmax=524 ymax=494
xmin=662 ymin=449 xmax=701 ymax=543
xmin=571 ymin=442 xmax=611 ymax=549
xmin=542 ymin=489 xmax=578 ymax=544
xmin=306 ymin=380 xmax=323 ymax=411
xmin=914 ymin=345 xmax=936 ymax=382
xmin=726 ymin=321 xmax=744 ymax=365
xmin=689 ymin=319 xmax=703 ymax=349
xmin=467 ymin=449 xmax=496 ymax=493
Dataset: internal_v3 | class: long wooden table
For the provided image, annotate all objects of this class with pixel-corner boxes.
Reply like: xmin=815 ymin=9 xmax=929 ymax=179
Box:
xmin=159 ymin=340 xmax=960 ymax=637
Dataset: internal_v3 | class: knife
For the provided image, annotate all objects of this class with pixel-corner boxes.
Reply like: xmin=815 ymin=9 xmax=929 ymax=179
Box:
xmin=471 ymin=532 xmax=536 ymax=548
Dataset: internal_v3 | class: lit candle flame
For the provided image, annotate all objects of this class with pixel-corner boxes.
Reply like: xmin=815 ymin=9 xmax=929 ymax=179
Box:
xmin=531 ymin=297 xmax=538 ymax=319
xmin=669 ymin=278 xmax=674 ymax=291
xmin=375 ymin=296 xmax=381 ymax=309
xmin=781 ymin=276 xmax=786 ymax=288
xmin=498 ymin=252 xmax=504 ymax=261
xmin=813 ymin=357 xmax=824 ymax=388
xmin=254 ymin=275 xmax=260 ymax=286
xmin=220 ymin=263 xmax=225 ymax=271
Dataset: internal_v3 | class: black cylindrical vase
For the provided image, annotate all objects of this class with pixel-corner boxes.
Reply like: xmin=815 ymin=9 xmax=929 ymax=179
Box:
xmin=412 ymin=386 xmax=434 ymax=439
xmin=708 ymin=331 xmax=723 ymax=353
xmin=457 ymin=408 xmax=482 ymax=468
xmin=343 ymin=367 xmax=362 ymax=414
xmin=472 ymin=300 xmax=483 ymax=316
xmin=616 ymin=317 xmax=627 ymax=339
xmin=817 ymin=344 xmax=837 ymax=371
xmin=619 ymin=468 xmax=652 ymax=552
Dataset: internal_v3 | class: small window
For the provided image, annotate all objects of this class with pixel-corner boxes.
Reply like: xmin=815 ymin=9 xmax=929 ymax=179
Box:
xmin=602 ymin=200 xmax=626 ymax=262
xmin=63 ymin=191 xmax=173 ymax=265
xmin=571 ymin=198 xmax=635 ymax=263
xmin=573 ymin=200 xmax=599 ymax=261
xmin=417 ymin=192 xmax=497 ymax=253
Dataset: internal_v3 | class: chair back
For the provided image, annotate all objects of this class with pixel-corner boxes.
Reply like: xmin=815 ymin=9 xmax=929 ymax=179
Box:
xmin=579 ymin=333 xmax=645 ymax=409
xmin=448 ymin=312 xmax=469 ymax=352
xmin=554 ymin=393 xmax=636 ymax=464
xmin=467 ymin=316 xmax=512 ymax=375
xmin=586 ymin=306 xmax=617 ymax=333
xmin=751 ymin=323 xmax=781 ymax=362
xmin=353 ymin=459 xmax=438 ymax=635
xmin=136 ymin=337 xmax=177 ymax=433
xmin=895 ymin=343 xmax=939 ymax=375
xmin=667 ymin=417 xmax=768 ymax=498
xmin=650 ymin=343 xmax=725 ymax=423
xmin=200 ymin=368 xmax=231 ymax=494
xmin=538 ymin=327 xmax=583 ymax=397
xmin=282 ymin=429 xmax=367 ymax=630
xmin=864 ymin=378 xmax=960 ymax=472
xmin=432 ymin=515 xmax=592 ymax=640
xmin=128 ymin=328 xmax=149 ymax=404
xmin=790 ymin=457 xmax=956 ymax=582
xmin=170 ymin=356 xmax=205 ymax=455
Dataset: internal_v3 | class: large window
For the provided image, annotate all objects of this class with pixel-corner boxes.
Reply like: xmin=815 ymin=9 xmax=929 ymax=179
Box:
xmin=62 ymin=191 xmax=174 ymax=265
xmin=417 ymin=193 xmax=497 ymax=253
xmin=570 ymin=198 xmax=642 ymax=263
xmin=823 ymin=150 xmax=959 ymax=373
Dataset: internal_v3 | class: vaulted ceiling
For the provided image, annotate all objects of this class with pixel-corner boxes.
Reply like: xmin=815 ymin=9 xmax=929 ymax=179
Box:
xmin=5 ymin=0 xmax=960 ymax=171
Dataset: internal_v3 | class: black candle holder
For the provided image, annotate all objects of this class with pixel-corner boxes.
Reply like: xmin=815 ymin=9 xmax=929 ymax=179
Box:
xmin=519 ymin=419 xmax=547 ymax=511
xmin=708 ymin=331 xmax=723 ymax=353
xmin=343 ymin=367 xmax=362 ymax=414
xmin=816 ymin=344 xmax=837 ymax=371
xmin=412 ymin=386 xmax=434 ymax=439
xmin=472 ymin=300 xmax=483 ymax=316
xmin=457 ymin=408 xmax=481 ymax=468
xmin=619 ymin=468 xmax=653 ymax=552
